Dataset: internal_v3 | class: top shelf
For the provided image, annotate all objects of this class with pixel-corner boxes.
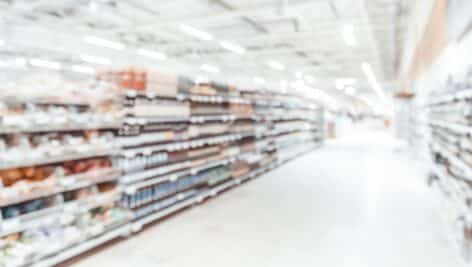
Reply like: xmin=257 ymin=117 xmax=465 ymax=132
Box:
xmin=426 ymin=88 xmax=472 ymax=106
xmin=122 ymin=90 xmax=320 ymax=111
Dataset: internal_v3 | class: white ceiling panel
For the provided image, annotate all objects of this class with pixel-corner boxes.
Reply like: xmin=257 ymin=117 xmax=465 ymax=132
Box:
xmin=0 ymin=0 xmax=410 ymax=100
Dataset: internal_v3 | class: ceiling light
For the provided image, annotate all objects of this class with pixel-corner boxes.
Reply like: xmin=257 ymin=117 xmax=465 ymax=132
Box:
xmin=15 ymin=57 xmax=26 ymax=66
xmin=361 ymin=62 xmax=386 ymax=101
xmin=179 ymin=24 xmax=213 ymax=41
xmin=201 ymin=64 xmax=219 ymax=73
xmin=71 ymin=65 xmax=95 ymax=74
xmin=254 ymin=77 xmax=265 ymax=84
xmin=0 ymin=40 xmax=4 ymax=47
xmin=295 ymin=71 xmax=303 ymax=79
xmin=267 ymin=60 xmax=285 ymax=71
xmin=342 ymin=24 xmax=356 ymax=46
xmin=219 ymin=40 xmax=246 ymax=54
xmin=84 ymin=36 xmax=125 ymax=50
xmin=80 ymin=54 xmax=111 ymax=65
xmin=29 ymin=58 xmax=61 ymax=70
xmin=137 ymin=48 xmax=167 ymax=60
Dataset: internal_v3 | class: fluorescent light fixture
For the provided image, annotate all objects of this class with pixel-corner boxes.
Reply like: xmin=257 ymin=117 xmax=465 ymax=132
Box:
xmin=179 ymin=24 xmax=213 ymax=41
xmin=15 ymin=57 xmax=26 ymax=66
xmin=84 ymin=36 xmax=125 ymax=50
xmin=29 ymin=58 xmax=61 ymax=70
xmin=71 ymin=65 xmax=95 ymax=74
xmin=200 ymin=64 xmax=219 ymax=73
xmin=254 ymin=77 xmax=265 ymax=84
xmin=219 ymin=40 xmax=246 ymax=54
xmin=80 ymin=54 xmax=111 ymax=65
xmin=342 ymin=24 xmax=356 ymax=46
xmin=137 ymin=48 xmax=167 ymax=60
xmin=295 ymin=71 xmax=303 ymax=79
xmin=345 ymin=86 xmax=356 ymax=95
xmin=267 ymin=60 xmax=285 ymax=71
xmin=361 ymin=62 xmax=386 ymax=101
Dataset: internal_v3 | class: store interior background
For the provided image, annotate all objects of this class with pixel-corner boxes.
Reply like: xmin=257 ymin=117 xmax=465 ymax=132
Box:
xmin=0 ymin=0 xmax=472 ymax=266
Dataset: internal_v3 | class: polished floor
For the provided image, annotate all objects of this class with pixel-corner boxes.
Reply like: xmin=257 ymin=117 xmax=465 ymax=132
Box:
xmin=72 ymin=126 xmax=465 ymax=267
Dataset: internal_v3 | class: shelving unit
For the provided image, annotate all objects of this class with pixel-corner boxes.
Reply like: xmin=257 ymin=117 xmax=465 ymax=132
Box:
xmin=0 ymin=70 xmax=324 ymax=267
xmin=0 ymin=85 xmax=130 ymax=267
xmin=426 ymin=66 xmax=472 ymax=261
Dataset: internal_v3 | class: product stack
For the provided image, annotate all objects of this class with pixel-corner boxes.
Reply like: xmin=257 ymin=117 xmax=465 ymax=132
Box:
xmin=110 ymin=69 xmax=324 ymax=232
xmin=0 ymin=69 xmax=324 ymax=267
xmin=0 ymin=82 xmax=130 ymax=267
xmin=427 ymin=68 xmax=472 ymax=260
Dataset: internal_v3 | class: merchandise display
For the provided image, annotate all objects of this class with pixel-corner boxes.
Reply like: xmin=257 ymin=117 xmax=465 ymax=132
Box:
xmin=0 ymin=69 xmax=324 ymax=267
xmin=425 ymin=36 xmax=472 ymax=260
xmin=0 ymin=0 xmax=464 ymax=266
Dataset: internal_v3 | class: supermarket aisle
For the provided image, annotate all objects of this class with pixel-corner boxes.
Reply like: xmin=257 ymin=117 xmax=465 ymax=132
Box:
xmin=71 ymin=127 xmax=464 ymax=267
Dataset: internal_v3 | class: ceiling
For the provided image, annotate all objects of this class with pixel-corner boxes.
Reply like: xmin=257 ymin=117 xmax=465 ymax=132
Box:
xmin=0 ymin=0 xmax=411 ymax=111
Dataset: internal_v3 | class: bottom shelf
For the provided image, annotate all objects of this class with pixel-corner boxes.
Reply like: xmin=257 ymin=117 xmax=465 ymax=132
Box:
xmin=131 ymin=142 xmax=319 ymax=231
xmin=27 ymin=143 xmax=319 ymax=267
xmin=32 ymin=223 xmax=131 ymax=267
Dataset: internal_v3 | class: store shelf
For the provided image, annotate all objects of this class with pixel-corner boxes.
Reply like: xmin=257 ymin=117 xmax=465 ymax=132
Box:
xmin=0 ymin=147 xmax=120 ymax=170
xmin=31 ymin=223 xmax=131 ymax=267
xmin=120 ymin=134 xmax=244 ymax=157
xmin=123 ymin=114 xmax=317 ymax=126
xmin=0 ymin=168 xmax=121 ymax=207
xmin=0 ymin=121 xmax=122 ymax=134
xmin=427 ymin=88 xmax=472 ymax=106
xmin=0 ymin=64 xmax=324 ymax=267
xmin=130 ymin=144 xmax=317 ymax=231
xmin=123 ymin=116 xmax=189 ymax=125
xmin=0 ymin=190 xmax=121 ymax=237
xmin=0 ymin=95 xmax=92 ymax=107
xmin=431 ymin=165 xmax=469 ymax=213
xmin=429 ymin=120 xmax=472 ymax=135
xmin=431 ymin=142 xmax=472 ymax=180
xmin=123 ymin=152 xmax=252 ymax=191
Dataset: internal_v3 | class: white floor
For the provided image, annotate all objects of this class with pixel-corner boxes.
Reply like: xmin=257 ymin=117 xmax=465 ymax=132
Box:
xmin=71 ymin=127 xmax=466 ymax=267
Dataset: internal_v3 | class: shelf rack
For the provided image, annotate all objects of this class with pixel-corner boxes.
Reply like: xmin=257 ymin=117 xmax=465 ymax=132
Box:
xmin=0 ymin=72 xmax=324 ymax=267
xmin=426 ymin=66 xmax=472 ymax=262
